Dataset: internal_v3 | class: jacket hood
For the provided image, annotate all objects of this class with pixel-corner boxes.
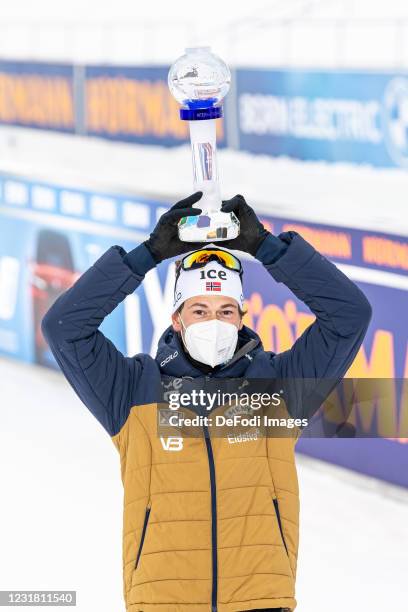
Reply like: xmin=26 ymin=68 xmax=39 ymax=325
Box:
xmin=155 ymin=323 xmax=263 ymax=378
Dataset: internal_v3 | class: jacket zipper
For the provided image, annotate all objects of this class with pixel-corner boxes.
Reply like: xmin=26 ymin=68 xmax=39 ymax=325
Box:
xmin=203 ymin=374 xmax=218 ymax=612
xmin=272 ymin=497 xmax=288 ymax=556
xmin=135 ymin=504 xmax=151 ymax=569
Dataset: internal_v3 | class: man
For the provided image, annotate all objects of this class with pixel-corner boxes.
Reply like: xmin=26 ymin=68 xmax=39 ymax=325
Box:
xmin=41 ymin=192 xmax=371 ymax=612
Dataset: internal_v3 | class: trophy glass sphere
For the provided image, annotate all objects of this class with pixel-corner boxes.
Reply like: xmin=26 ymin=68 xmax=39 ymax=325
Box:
xmin=168 ymin=47 xmax=240 ymax=242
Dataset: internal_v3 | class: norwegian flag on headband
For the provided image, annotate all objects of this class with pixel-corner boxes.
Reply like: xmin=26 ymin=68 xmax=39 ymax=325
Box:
xmin=206 ymin=281 xmax=222 ymax=292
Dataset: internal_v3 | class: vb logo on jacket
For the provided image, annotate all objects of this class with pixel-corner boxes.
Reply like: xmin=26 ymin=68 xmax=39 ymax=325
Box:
xmin=160 ymin=436 xmax=184 ymax=451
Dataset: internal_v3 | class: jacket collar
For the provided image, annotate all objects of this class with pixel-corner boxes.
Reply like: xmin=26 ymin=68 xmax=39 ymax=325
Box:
xmin=155 ymin=324 xmax=263 ymax=379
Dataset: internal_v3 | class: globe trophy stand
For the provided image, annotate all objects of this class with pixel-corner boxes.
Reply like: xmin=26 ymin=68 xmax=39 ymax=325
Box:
xmin=168 ymin=46 xmax=240 ymax=242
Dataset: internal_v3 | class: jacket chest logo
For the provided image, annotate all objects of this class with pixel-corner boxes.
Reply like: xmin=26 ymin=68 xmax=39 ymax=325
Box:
xmin=160 ymin=436 xmax=184 ymax=451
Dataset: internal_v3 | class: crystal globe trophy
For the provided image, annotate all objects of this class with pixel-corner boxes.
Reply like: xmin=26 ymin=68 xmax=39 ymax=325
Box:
xmin=168 ymin=46 xmax=240 ymax=242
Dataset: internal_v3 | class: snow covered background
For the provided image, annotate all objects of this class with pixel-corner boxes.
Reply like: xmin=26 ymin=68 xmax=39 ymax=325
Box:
xmin=1 ymin=124 xmax=408 ymax=236
xmin=2 ymin=0 xmax=408 ymax=68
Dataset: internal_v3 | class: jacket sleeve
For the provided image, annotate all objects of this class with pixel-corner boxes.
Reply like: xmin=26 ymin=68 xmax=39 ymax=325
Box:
xmin=41 ymin=242 xmax=156 ymax=436
xmin=255 ymin=231 xmax=372 ymax=419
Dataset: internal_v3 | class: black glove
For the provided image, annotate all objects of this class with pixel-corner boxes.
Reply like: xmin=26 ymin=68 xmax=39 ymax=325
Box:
xmin=144 ymin=191 xmax=207 ymax=263
xmin=220 ymin=194 xmax=270 ymax=256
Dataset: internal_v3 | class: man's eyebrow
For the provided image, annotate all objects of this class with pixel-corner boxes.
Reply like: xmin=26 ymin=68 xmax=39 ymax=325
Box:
xmin=187 ymin=302 xmax=210 ymax=309
xmin=187 ymin=302 xmax=238 ymax=309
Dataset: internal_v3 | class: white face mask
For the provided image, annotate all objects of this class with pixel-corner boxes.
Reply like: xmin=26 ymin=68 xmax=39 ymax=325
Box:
xmin=179 ymin=315 xmax=238 ymax=368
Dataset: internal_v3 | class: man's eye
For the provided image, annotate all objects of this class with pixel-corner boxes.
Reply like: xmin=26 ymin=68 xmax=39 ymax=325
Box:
xmin=193 ymin=310 xmax=206 ymax=316
xmin=222 ymin=310 xmax=233 ymax=316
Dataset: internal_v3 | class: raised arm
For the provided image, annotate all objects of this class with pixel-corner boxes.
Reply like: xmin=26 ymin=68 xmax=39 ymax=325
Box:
xmin=256 ymin=231 xmax=372 ymax=381
xmin=41 ymin=243 xmax=156 ymax=436
xmin=221 ymin=195 xmax=372 ymax=420
xmin=41 ymin=191 xmax=206 ymax=436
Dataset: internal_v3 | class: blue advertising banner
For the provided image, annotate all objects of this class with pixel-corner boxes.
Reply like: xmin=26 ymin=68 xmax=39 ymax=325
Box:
xmin=0 ymin=61 xmax=75 ymax=132
xmin=0 ymin=61 xmax=227 ymax=147
xmin=0 ymin=173 xmax=407 ymax=485
xmin=84 ymin=65 xmax=226 ymax=147
xmin=236 ymin=68 xmax=408 ymax=168
xmin=3 ymin=60 xmax=408 ymax=166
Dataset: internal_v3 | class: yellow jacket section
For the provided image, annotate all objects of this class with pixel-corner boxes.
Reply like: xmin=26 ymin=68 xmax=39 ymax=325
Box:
xmin=112 ymin=403 xmax=300 ymax=612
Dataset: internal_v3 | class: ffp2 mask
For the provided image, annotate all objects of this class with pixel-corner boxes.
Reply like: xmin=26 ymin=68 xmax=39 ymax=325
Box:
xmin=179 ymin=315 xmax=238 ymax=368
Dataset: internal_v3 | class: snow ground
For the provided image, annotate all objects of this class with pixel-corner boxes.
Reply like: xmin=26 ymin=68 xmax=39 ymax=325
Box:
xmin=1 ymin=354 xmax=407 ymax=612
xmin=1 ymin=125 xmax=408 ymax=237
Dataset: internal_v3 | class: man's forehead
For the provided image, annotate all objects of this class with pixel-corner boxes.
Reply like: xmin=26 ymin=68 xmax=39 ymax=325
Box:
xmin=185 ymin=296 xmax=239 ymax=309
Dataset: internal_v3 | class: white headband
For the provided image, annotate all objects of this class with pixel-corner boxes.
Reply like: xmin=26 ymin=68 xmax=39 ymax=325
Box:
xmin=172 ymin=260 xmax=244 ymax=314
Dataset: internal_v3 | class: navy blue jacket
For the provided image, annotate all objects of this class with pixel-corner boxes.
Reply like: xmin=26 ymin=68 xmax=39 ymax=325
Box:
xmin=41 ymin=232 xmax=372 ymax=437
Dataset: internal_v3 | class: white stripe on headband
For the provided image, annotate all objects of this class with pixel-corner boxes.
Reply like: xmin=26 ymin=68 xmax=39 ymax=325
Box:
xmin=172 ymin=261 xmax=244 ymax=313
